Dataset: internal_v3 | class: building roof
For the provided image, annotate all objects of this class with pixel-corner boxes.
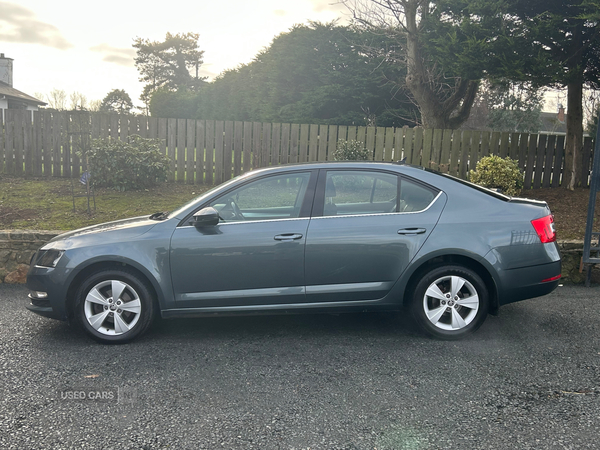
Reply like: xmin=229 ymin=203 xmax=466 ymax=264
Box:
xmin=0 ymin=80 xmax=47 ymax=106
xmin=539 ymin=111 xmax=567 ymax=134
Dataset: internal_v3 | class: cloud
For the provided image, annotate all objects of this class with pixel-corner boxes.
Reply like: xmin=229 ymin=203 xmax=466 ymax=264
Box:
xmin=310 ymin=0 xmax=347 ymax=14
xmin=273 ymin=9 xmax=286 ymax=17
xmin=0 ymin=2 xmax=73 ymax=49
xmin=89 ymin=44 xmax=136 ymax=67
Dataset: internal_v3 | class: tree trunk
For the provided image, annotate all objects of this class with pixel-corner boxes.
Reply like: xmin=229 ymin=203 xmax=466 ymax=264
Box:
xmin=562 ymin=80 xmax=584 ymax=190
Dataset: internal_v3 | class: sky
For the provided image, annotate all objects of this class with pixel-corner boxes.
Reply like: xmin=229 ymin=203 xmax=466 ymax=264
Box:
xmin=0 ymin=0 xmax=348 ymax=108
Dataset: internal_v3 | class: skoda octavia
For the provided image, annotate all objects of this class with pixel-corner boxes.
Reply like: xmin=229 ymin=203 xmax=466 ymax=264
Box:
xmin=26 ymin=162 xmax=561 ymax=343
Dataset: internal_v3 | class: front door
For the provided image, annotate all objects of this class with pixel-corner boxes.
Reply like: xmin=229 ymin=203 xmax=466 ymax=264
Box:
xmin=170 ymin=171 xmax=316 ymax=307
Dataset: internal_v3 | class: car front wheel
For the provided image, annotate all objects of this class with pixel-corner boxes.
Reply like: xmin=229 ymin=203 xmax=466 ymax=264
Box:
xmin=75 ymin=269 xmax=155 ymax=344
xmin=411 ymin=265 xmax=489 ymax=340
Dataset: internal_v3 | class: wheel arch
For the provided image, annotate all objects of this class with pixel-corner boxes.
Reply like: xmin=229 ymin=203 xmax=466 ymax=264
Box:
xmin=65 ymin=260 xmax=162 ymax=321
xmin=401 ymin=253 xmax=499 ymax=314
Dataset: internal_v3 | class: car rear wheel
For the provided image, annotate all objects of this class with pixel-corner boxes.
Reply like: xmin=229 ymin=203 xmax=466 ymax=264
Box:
xmin=75 ymin=269 xmax=155 ymax=344
xmin=411 ymin=265 xmax=488 ymax=340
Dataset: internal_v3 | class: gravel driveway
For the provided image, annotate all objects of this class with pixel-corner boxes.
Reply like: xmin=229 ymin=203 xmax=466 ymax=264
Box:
xmin=1 ymin=283 xmax=599 ymax=449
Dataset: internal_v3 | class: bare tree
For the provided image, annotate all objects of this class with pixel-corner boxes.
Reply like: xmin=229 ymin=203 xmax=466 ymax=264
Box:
xmin=342 ymin=0 xmax=479 ymax=129
xmin=69 ymin=91 xmax=88 ymax=110
xmin=46 ymin=88 xmax=68 ymax=110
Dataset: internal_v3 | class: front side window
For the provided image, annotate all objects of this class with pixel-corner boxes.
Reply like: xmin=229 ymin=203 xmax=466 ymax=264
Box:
xmin=322 ymin=171 xmax=398 ymax=217
xmin=210 ymin=172 xmax=312 ymax=222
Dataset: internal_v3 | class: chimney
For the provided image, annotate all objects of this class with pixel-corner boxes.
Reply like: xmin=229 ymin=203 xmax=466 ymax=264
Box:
xmin=557 ymin=104 xmax=565 ymax=123
xmin=0 ymin=54 xmax=14 ymax=87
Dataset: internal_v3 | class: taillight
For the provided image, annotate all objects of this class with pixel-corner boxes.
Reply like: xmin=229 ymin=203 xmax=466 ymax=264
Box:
xmin=531 ymin=215 xmax=556 ymax=243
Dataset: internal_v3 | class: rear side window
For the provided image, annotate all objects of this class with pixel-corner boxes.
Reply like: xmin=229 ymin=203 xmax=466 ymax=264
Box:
xmin=322 ymin=170 xmax=398 ymax=217
xmin=399 ymin=178 xmax=437 ymax=212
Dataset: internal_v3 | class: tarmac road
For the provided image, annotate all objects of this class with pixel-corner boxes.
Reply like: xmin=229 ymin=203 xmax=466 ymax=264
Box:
xmin=1 ymin=283 xmax=599 ymax=449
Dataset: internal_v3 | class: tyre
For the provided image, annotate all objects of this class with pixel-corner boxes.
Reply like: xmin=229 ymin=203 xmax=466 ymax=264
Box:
xmin=410 ymin=265 xmax=489 ymax=340
xmin=75 ymin=268 xmax=155 ymax=344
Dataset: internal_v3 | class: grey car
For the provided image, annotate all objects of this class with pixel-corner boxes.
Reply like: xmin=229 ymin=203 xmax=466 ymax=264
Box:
xmin=26 ymin=162 xmax=561 ymax=343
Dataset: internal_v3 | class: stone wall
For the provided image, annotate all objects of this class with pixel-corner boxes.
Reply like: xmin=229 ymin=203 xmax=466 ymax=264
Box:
xmin=0 ymin=230 xmax=61 ymax=284
xmin=0 ymin=229 xmax=594 ymax=285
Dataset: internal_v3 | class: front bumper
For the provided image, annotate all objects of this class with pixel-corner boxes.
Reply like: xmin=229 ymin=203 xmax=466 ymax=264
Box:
xmin=26 ymin=265 xmax=71 ymax=321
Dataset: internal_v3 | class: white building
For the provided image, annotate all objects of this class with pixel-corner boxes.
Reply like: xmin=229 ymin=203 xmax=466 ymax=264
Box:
xmin=0 ymin=54 xmax=47 ymax=112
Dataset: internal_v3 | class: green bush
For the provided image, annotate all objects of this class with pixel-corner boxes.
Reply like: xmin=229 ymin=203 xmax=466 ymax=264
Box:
xmin=332 ymin=139 xmax=371 ymax=161
xmin=86 ymin=135 xmax=170 ymax=191
xmin=469 ymin=155 xmax=524 ymax=196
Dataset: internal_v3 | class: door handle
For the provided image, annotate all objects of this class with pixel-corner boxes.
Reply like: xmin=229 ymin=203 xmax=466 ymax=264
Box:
xmin=397 ymin=227 xmax=427 ymax=235
xmin=274 ymin=233 xmax=303 ymax=241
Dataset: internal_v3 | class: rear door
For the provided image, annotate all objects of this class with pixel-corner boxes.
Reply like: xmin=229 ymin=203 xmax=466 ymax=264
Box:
xmin=304 ymin=169 xmax=446 ymax=302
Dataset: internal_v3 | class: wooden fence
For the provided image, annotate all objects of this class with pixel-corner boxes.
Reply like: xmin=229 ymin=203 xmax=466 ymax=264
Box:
xmin=0 ymin=109 xmax=595 ymax=189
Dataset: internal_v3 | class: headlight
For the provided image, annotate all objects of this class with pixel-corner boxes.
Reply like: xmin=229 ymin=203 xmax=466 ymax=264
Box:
xmin=35 ymin=249 xmax=65 ymax=268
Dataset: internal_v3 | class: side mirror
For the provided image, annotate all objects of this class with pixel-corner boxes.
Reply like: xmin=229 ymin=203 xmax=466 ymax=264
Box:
xmin=192 ymin=207 xmax=220 ymax=227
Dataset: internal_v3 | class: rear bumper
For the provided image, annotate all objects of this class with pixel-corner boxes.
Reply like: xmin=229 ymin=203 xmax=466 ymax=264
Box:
xmin=498 ymin=260 xmax=561 ymax=306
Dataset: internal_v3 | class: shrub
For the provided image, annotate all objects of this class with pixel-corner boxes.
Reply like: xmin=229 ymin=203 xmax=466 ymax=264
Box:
xmin=332 ymin=139 xmax=371 ymax=161
xmin=86 ymin=135 xmax=170 ymax=191
xmin=469 ymin=155 xmax=524 ymax=196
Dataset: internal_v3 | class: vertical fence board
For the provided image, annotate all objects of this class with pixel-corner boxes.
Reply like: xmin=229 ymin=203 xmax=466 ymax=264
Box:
xmin=243 ymin=121 xmax=253 ymax=171
xmin=176 ymin=118 xmax=186 ymax=182
xmin=356 ymin=127 xmax=367 ymax=147
xmin=383 ymin=127 xmax=395 ymax=161
xmin=14 ymin=110 xmax=25 ymax=175
xmin=517 ymin=133 xmax=528 ymax=170
xmin=51 ymin=113 xmax=62 ymax=176
xmin=480 ymin=131 xmax=490 ymax=159
xmin=430 ymin=129 xmax=443 ymax=168
xmin=346 ymin=126 xmax=356 ymax=142
xmin=470 ymin=131 xmax=481 ymax=173
xmin=438 ymin=130 xmax=452 ymax=172
xmin=214 ymin=121 xmax=225 ymax=184
xmin=261 ymin=123 xmax=272 ymax=167
xmin=524 ymin=134 xmax=537 ymax=189
xmin=366 ymin=127 xmax=376 ymax=160
xmin=533 ymin=134 xmax=547 ymax=189
xmin=308 ymin=124 xmax=319 ymax=162
xmin=205 ymin=120 xmax=215 ymax=184
xmin=186 ymin=119 xmax=196 ymax=183
xmin=552 ymin=135 xmax=565 ymax=188
xmin=119 ymin=114 xmax=128 ymax=141
xmin=0 ymin=109 xmax=4 ymax=173
xmin=337 ymin=126 xmax=348 ymax=148
xmin=402 ymin=127 xmax=413 ymax=162
xmin=32 ymin=111 xmax=42 ymax=175
xmin=317 ymin=125 xmax=328 ymax=162
xmin=138 ymin=116 xmax=148 ymax=138
xmin=5 ymin=110 xmax=14 ymax=174
xmin=374 ymin=127 xmax=385 ymax=161
xmin=195 ymin=120 xmax=205 ymax=183
xmin=289 ymin=123 xmax=300 ymax=164
xmin=298 ymin=124 xmax=309 ymax=163
xmin=61 ymin=112 xmax=71 ymax=177
xmin=234 ymin=121 xmax=243 ymax=176
xmin=42 ymin=111 xmax=52 ymax=176
xmin=327 ymin=125 xmax=337 ymax=161
xmin=421 ymin=129 xmax=434 ymax=168
xmin=412 ymin=128 xmax=423 ymax=166
xmin=223 ymin=121 xmax=234 ymax=181
xmin=280 ymin=123 xmax=290 ymax=165
xmin=167 ymin=118 xmax=176 ymax=182
xmin=509 ymin=133 xmax=519 ymax=160
xmin=24 ymin=111 xmax=34 ymax=176
xmin=458 ymin=131 xmax=471 ymax=179
xmin=252 ymin=122 xmax=261 ymax=169
xmin=499 ymin=132 xmax=510 ymax=158
xmin=543 ymin=135 xmax=556 ymax=188
xmin=271 ymin=123 xmax=281 ymax=166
